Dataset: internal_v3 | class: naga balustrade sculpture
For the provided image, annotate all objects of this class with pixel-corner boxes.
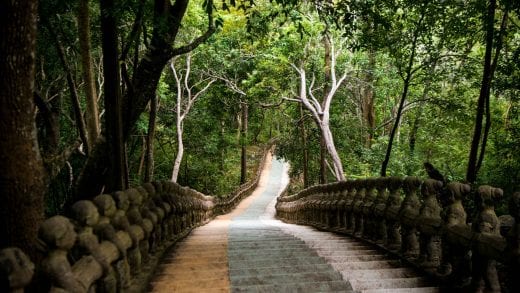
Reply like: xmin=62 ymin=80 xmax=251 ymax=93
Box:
xmin=276 ymin=176 xmax=520 ymax=291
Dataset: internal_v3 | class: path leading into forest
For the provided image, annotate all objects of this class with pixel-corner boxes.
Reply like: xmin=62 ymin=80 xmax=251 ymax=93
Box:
xmin=149 ymin=155 xmax=438 ymax=292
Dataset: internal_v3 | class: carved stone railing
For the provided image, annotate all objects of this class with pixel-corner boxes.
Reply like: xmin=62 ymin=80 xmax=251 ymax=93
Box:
xmin=0 ymin=145 xmax=273 ymax=293
xmin=276 ymin=177 xmax=520 ymax=292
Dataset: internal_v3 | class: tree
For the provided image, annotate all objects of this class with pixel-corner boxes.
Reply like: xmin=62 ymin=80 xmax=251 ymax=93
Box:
xmin=287 ymin=37 xmax=347 ymax=181
xmin=0 ymin=0 xmax=45 ymax=257
xmin=100 ymin=0 xmax=127 ymax=191
xmin=170 ymin=54 xmax=215 ymax=182
xmin=75 ymin=0 xmax=216 ymax=198
xmin=78 ymin=0 xmax=100 ymax=150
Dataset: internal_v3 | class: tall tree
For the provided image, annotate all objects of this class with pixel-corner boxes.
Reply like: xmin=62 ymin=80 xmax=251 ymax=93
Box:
xmin=75 ymin=0 xmax=215 ymax=198
xmin=467 ymin=0 xmax=509 ymax=182
xmin=288 ymin=37 xmax=347 ymax=181
xmin=170 ymin=54 xmax=215 ymax=182
xmin=100 ymin=0 xmax=127 ymax=191
xmin=78 ymin=0 xmax=100 ymax=150
xmin=0 ymin=0 xmax=45 ymax=257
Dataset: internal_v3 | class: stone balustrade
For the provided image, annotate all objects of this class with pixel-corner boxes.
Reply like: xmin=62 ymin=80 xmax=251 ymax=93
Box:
xmin=276 ymin=177 xmax=520 ymax=292
xmin=0 ymin=145 xmax=272 ymax=293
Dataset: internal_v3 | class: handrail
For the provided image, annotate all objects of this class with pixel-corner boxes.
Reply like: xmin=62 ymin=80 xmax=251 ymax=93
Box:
xmin=0 ymin=143 xmax=273 ymax=293
xmin=275 ymin=177 xmax=520 ymax=291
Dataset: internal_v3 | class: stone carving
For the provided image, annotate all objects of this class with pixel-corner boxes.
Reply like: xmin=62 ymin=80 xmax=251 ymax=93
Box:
xmin=471 ymin=185 xmax=502 ymax=293
xmin=399 ymin=177 xmax=422 ymax=259
xmin=39 ymin=216 xmax=103 ymax=293
xmin=507 ymin=192 xmax=520 ymax=291
xmin=71 ymin=200 xmax=120 ymax=292
xmin=384 ymin=177 xmax=403 ymax=250
xmin=362 ymin=179 xmax=377 ymax=240
xmin=437 ymin=182 xmax=471 ymax=285
xmin=93 ymin=195 xmax=132 ymax=289
xmin=352 ymin=180 xmax=367 ymax=236
xmin=373 ymin=178 xmax=390 ymax=244
xmin=417 ymin=179 xmax=443 ymax=268
xmin=0 ymin=247 xmax=34 ymax=293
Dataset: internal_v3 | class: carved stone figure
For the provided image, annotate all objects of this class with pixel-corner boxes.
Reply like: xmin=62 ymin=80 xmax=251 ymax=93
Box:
xmin=384 ymin=177 xmax=403 ymax=250
xmin=373 ymin=178 xmax=390 ymax=244
xmin=352 ymin=180 xmax=367 ymax=236
xmin=399 ymin=177 xmax=421 ymax=258
xmin=471 ymin=185 xmax=502 ymax=293
xmin=93 ymin=195 xmax=132 ymax=289
xmin=417 ymin=179 xmax=443 ymax=268
xmin=437 ymin=182 xmax=471 ymax=286
xmin=39 ymin=216 xmax=102 ymax=293
xmin=507 ymin=192 xmax=520 ymax=291
xmin=0 ymin=247 xmax=34 ymax=293
xmin=71 ymin=200 xmax=119 ymax=292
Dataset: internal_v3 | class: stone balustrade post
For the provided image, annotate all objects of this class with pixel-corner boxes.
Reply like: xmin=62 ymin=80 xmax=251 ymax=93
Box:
xmin=352 ymin=180 xmax=367 ymax=236
xmin=362 ymin=179 xmax=378 ymax=240
xmin=384 ymin=177 xmax=403 ymax=250
xmin=399 ymin=177 xmax=422 ymax=259
xmin=345 ymin=181 xmax=358 ymax=232
xmin=437 ymin=182 xmax=471 ymax=286
xmin=373 ymin=178 xmax=390 ymax=244
xmin=507 ymin=192 xmax=520 ymax=291
xmin=471 ymin=185 xmax=503 ymax=292
xmin=0 ymin=247 xmax=34 ymax=293
xmin=417 ymin=179 xmax=443 ymax=268
xmin=39 ymin=216 xmax=103 ymax=293
xmin=71 ymin=200 xmax=120 ymax=292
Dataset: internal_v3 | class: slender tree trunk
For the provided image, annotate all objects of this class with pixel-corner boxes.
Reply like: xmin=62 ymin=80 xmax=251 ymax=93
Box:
xmin=320 ymin=34 xmax=332 ymax=183
xmin=171 ymin=126 xmax=184 ymax=182
xmin=101 ymin=0 xmax=126 ymax=192
xmin=475 ymin=9 xmax=508 ymax=175
xmin=0 ymin=0 xmax=45 ymax=258
xmin=144 ymin=95 xmax=157 ymax=182
xmin=299 ymin=104 xmax=309 ymax=188
xmin=321 ymin=122 xmax=345 ymax=181
xmin=362 ymin=50 xmax=376 ymax=147
xmin=466 ymin=0 xmax=496 ymax=183
xmin=240 ymin=102 xmax=248 ymax=184
xmin=49 ymin=24 xmax=89 ymax=154
xmin=78 ymin=0 xmax=100 ymax=150
xmin=380 ymin=11 xmax=424 ymax=177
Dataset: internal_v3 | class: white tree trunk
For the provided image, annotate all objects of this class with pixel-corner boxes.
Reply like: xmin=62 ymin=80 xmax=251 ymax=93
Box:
xmin=287 ymin=37 xmax=347 ymax=182
xmin=171 ymin=125 xmax=183 ymax=182
xmin=320 ymin=123 xmax=345 ymax=181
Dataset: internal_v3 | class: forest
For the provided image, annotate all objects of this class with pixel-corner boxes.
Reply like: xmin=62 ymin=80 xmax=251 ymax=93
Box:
xmin=0 ymin=0 xmax=519 ymax=258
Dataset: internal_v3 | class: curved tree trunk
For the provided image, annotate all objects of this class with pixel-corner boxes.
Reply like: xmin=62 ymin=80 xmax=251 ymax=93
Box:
xmin=0 ymin=0 xmax=45 ymax=258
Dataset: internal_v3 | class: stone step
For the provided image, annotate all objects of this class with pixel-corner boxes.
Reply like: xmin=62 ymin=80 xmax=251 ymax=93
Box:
xmin=231 ymin=280 xmax=353 ymax=292
xmin=229 ymin=257 xmax=330 ymax=269
xmin=229 ymin=264 xmax=340 ymax=277
xmin=334 ymin=260 xmax=402 ymax=270
xmin=361 ymin=287 xmax=439 ymax=293
xmin=351 ymin=277 xmax=432 ymax=291
xmin=230 ymin=271 xmax=344 ymax=286
xmin=156 ymin=267 xmax=228 ymax=280
xmin=342 ymin=267 xmax=419 ymax=280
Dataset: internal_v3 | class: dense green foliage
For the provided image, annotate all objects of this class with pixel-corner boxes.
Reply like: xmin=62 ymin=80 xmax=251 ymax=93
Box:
xmin=32 ymin=0 xmax=520 ymax=215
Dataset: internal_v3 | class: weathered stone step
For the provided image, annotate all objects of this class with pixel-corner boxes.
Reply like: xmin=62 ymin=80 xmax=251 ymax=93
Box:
xmin=361 ymin=287 xmax=439 ymax=293
xmin=231 ymin=280 xmax=353 ymax=292
xmin=229 ymin=264 xmax=340 ymax=277
xmin=229 ymin=257 xmax=330 ymax=269
xmin=334 ymin=260 xmax=402 ymax=270
xmin=228 ymin=249 xmax=320 ymax=260
xmin=230 ymin=271 xmax=344 ymax=286
xmin=327 ymin=254 xmax=388 ymax=262
xmin=155 ymin=267 xmax=228 ymax=280
xmin=351 ymin=277 xmax=432 ymax=291
xmin=342 ymin=267 xmax=418 ymax=280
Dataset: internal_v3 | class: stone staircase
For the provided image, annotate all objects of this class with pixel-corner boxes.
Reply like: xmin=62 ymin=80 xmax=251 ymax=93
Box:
xmin=149 ymin=158 xmax=439 ymax=292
